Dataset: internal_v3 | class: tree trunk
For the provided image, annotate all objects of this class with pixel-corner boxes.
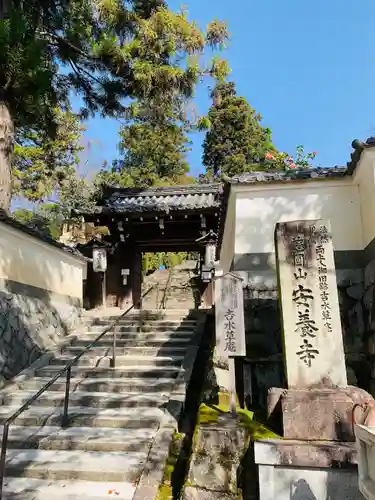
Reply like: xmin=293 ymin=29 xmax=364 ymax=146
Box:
xmin=0 ymin=101 xmax=14 ymax=211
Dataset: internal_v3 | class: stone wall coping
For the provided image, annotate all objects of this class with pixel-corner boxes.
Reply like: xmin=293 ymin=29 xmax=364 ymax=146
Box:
xmin=254 ymin=438 xmax=358 ymax=469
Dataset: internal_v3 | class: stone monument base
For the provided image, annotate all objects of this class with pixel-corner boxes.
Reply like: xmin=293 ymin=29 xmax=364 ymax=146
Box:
xmin=254 ymin=438 xmax=362 ymax=500
xmin=268 ymin=386 xmax=374 ymax=441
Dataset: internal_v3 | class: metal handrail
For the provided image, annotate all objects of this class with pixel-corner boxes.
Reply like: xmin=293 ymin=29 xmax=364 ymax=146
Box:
xmin=0 ymin=286 xmax=154 ymax=499
xmin=160 ymin=267 xmax=174 ymax=310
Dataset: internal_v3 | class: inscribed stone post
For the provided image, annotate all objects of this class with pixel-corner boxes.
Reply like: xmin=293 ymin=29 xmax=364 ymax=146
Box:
xmin=275 ymin=219 xmax=347 ymax=389
xmin=214 ymin=273 xmax=246 ymax=358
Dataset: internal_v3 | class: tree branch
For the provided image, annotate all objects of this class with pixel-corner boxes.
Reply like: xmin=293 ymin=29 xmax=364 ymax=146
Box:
xmin=74 ymin=64 xmax=103 ymax=87
xmin=37 ymin=30 xmax=96 ymax=62
xmin=68 ymin=60 xmax=97 ymax=100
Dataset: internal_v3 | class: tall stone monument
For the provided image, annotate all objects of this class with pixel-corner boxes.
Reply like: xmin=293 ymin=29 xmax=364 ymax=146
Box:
xmin=275 ymin=219 xmax=347 ymax=389
xmin=271 ymin=219 xmax=371 ymax=441
xmin=254 ymin=219 xmax=374 ymax=500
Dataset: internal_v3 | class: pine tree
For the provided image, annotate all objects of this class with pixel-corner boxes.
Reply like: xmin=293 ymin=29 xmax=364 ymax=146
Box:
xmin=98 ymin=97 xmax=193 ymax=188
xmin=201 ymin=81 xmax=276 ymax=179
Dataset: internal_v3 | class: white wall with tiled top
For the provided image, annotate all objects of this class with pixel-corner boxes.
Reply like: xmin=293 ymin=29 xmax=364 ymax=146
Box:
xmin=0 ymin=221 xmax=86 ymax=302
xmin=234 ymin=179 xmax=363 ymax=255
xmin=218 ymin=148 xmax=375 ymax=261
xmin=353 ymin=149 xmax=375 ymax=249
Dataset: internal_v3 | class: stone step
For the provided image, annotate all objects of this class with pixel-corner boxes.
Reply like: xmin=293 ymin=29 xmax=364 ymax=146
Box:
xmin=17 ymin=376 xmax=179 ymax=394
xmin=79 ymin=329 xmax=194 ymax=339
xmin=4 ymin=448 xmax=148 ymax=483
xmin=83 ymin=308 xmax=196 ymax=317
xmin=0 ymin=425 xmax=155 ymax=453
xmin=62 ymin=345 xmax=187 ymax=357
xmin=0 ymin=406 xmax=164 ymax=428
xmin=87 ymin=324 xmax=196 ymax=333
xmin=72 ymin=336 xmax=192 ymax=348
xmin=34 ymin=365 xmax=180 ymax=379
xmin=2 ymin=478 xmax=135 ymax=500
xmin=48 ymin=354 xmax=184 ymax=368
xmin=2 ymin=391 xmax=168 ymax=410
xmin=91 ymin=319 xmax=196 ymax=328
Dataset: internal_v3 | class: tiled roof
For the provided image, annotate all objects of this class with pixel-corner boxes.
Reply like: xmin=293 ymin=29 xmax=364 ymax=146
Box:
xmin=0 ymin=210 xmax=88 ymax=262
xmin=225 ymin=167 xmax=349 ymax=185
xmin=95 ymin=184 xmax=223 ymax=213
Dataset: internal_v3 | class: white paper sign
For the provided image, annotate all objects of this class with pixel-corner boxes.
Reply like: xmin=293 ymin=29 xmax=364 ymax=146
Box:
xmin=205 ymin=243 xmax=216 ymax=267
xmin=92 ymin=248 xmax=107 ymax=273
xmin=215 ymin=273 xmax=246 ymax=358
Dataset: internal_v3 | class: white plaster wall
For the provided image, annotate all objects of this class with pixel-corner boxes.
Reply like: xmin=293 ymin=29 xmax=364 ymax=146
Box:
xmin=0 ymin=222 xmax=86 ymax=300
xmin=234 ymin=181 xmax=363 ymax=255
xmin=219 ymin=191 xmax=236 ymax=272
xmin=353 ymin=149 xmax=375 ymax=249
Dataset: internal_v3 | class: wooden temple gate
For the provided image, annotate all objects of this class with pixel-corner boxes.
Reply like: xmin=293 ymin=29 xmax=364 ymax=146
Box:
xmin=78 ymin=183 xmax=224 ymax=310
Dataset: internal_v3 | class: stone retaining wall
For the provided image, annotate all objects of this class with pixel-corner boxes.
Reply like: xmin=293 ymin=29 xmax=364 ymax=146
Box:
xmin=0 ymin=288 xmax=81 ymax=382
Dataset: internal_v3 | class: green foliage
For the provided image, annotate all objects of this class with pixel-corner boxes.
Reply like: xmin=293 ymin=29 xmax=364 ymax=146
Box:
xmin=98 ymin=104 xmax=192 ymax=188
xmin=12 ymin=204 xmax=63 ymax=240
xmin=12 ymin=110 xmax=85 ymax=201
xmin=293 ymin=145 xmax=317 ymax=168
xmin=58 ymin=171 xmax=97 ymax=216
xmin=0 ymin=1 xmax=229 ymax=208
xmin=1 ymin=2 xmax=229 ymax=125
xmin=201 ymin=82 xmax=277 ymax=179
xmin=12 ymin=163 xmax=98 ymax=240
xmin=142 ymin=252 xmax=188 ymax=276
xmin=263 ymin=145 xmax=318 ymax=170
xmin=96 ymin=7 xmax=230 ymax=189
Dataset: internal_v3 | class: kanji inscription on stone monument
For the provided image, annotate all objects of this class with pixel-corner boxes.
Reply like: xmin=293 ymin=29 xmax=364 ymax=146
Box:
xmin=215 ymin=273 xmax=246 ymax=358
xmin=275 ymin=219 xmax=347 ymax=389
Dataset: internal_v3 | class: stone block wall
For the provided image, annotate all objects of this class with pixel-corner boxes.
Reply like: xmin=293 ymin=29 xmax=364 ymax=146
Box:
xmin=0 ymin=287 xmax=81 ymax=381
xmin=363 ymin=258 xmax=375 ymax=395
xmin=337 ymin=268 xmax=368 ymax=389
xmin=242 ymin=288 xmax=284 ymax=410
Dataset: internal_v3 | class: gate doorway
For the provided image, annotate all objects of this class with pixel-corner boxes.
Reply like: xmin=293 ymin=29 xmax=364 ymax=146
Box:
xmin=77 ymin=184 xmax=223 ymax=310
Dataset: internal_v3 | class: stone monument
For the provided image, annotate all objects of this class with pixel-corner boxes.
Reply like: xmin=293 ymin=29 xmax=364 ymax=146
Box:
xmin=276 ymin=219 xmax=347 ymax=389
xmin=255 ymin=219 xmax=374 ymax=500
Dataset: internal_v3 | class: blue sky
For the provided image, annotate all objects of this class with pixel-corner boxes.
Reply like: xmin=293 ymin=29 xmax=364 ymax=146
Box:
xmin=74 ymin=0 xmax=375 ymax=178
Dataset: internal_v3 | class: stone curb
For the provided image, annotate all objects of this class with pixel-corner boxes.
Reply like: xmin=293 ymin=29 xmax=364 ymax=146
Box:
xmin=182 ymin=486 xmax=236 ymax=499
xmin=163 ymin=312 xmax=206 ymax=427
xmin=132 ymin=428 xmax=175 ymax=500
xmin=133 ymin=311 xmax=207 ymax=500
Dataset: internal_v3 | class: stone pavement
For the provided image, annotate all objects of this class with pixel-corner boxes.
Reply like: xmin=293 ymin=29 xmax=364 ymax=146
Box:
xmin=0 ymin=308 xmax=204 ymax=499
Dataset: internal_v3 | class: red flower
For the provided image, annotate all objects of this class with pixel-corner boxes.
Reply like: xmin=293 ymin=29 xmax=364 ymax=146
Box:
xmin=265 ymin=152 xmax=274 ymax=160
xmin=312 ymin=151 xmax=317 ymax=157
xmin=289 ymin=163 xmax=296 ymax=169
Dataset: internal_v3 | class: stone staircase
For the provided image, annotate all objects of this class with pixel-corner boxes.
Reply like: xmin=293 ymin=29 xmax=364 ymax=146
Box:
xmin=0 ymin=309 xmax=202 ymax=499
xmin=142 ymin=260 xmax=199 ymax=310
